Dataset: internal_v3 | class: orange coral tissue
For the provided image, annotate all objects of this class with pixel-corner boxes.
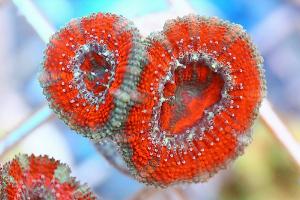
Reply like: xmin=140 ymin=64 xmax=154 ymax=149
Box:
xmin=119 ymin=15 xmax=266 ymax=187
xmin=0 ymin=154 xmax=97 ymax=199
xmin=40 ymin=13 xmax=266 ymax=187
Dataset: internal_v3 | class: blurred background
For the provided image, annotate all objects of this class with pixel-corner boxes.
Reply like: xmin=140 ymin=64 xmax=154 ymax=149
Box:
xmin=0 ymin=0 xmax=300 ymax=199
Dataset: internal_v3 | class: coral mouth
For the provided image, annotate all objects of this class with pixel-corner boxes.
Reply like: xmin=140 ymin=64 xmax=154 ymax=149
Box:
xmin=160 ymin=53 xmax=225 ymax=135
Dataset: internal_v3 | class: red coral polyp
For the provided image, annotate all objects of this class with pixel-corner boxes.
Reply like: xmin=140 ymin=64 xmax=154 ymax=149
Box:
xmin=39 ymin=13 xmax=143 ymax=141
xmin=120 ymin=15 xmax=266 ymax=186
xmin=39 ymin=13 xmax=266 ymax=187
xmin=0 ymin=154 xmax=97 ymax=200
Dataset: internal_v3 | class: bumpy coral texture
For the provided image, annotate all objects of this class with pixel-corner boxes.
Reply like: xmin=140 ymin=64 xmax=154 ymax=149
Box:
xmin=40 ymin=12 xmax=265 ymax=187
xmin=0 ymin=154 xmax=97 ymax=200
xmin=40 ymin=13 xmax=143 ymax=141
xmin=120 ymin=15 xmax=265 ymax=186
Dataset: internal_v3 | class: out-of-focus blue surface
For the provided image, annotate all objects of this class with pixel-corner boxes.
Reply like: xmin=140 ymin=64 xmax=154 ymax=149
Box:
xmin=35 ymin=0 xmax=169 ymax=27
xmin=190 ymin=0 xmax=280 ymax=29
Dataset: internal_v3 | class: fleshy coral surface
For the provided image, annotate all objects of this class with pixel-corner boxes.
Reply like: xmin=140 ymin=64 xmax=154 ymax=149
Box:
xmin=120 ymin=15 xmax=265 ymax=187
xmin=0 ymin=154 xmax=97 ymax=200
xmin=40 ymin=13 xmax=265 ymax=187
xmin=40 ymin=13 xmax=143 ymax=141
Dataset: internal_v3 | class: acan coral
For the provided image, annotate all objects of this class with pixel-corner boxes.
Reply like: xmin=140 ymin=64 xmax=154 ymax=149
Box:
xmin=40 ymin=13 xmax=266 ymax=187
xmin=118 ymin=15 xmax=266 ymax=186
xmin=0 ymin=154 xmax=97 ymax=200
xmin=39 ymin=13 xmax=143 ymax=141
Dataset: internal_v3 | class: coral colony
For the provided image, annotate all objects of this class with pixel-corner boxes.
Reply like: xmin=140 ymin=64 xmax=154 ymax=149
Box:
xmin=39 ymin=13 xmax=266 ymax=187
xmin=0 ymin=154 xmax=97 ymax=199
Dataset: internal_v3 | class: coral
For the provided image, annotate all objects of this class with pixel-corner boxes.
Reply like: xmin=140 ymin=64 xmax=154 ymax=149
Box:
xmin=40 ymin=13 xmax=266 ymax=187
xmin=0 ymin=154 xmax=97 ymax=200
xmin=39 ymin=13 xmax=144 ymax=141
xmin=119 ymin=15 xmax=266 ymax=187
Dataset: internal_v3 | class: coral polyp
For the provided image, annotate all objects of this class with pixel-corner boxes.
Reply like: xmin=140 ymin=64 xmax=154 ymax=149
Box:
xmin=40 ymin=13 xmax=143 ymax=141
xmin=0 ymin=154 xmax=97 ymax=199
xmin=39 ymin=13 xmax=266 ymax=187
xmin=119 ymin=15 xmax=265 ymax=186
